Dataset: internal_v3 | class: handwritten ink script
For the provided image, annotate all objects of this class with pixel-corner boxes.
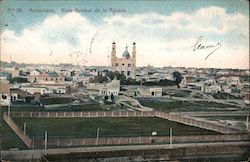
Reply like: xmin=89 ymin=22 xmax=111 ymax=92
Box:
xmin=193 ymin=36 xmax=222 ymax=60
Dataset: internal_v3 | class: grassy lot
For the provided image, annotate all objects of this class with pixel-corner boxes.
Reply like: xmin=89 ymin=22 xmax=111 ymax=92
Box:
xmin=40 ymin=97 xmax=74 ymax=105
xmin=13 ymin=117 xmax=221 ymax=138
xmin=138 ymin=99 xmax=239 ymax=112
xmin=0 ymin=121 xmax=28 ymax=150
xmin=1 ymin=103 xmax=115 ymax=112
xmin=212 ymin=93 xmax=243 ymax=100
xmin=163 ymin=89 xmax=191 ymax=98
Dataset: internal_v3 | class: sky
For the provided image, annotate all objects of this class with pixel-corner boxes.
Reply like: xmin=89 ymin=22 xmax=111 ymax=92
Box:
xmin=0 ymin=0 xmax=249 ymax=69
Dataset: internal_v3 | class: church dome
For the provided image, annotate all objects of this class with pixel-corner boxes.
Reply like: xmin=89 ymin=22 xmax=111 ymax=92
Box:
xmin=122 ymin=45 xmax=130 ymax=59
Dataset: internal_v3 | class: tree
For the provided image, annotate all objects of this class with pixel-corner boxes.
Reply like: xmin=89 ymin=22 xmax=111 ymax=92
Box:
xmin=172 ymin=71 xmax=183 ymax=88
xmin=90 ymin=73 xmax=108 ymax=83
xmin=104 ymin=95 xmax=109 ymax=104
xmin=9 ymin=77 xmax=28 ymax=83
xmin=110 ymin=93 xmax=114 ymax=103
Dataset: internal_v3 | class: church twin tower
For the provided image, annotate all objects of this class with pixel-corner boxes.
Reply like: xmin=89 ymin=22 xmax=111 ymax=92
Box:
xmin=111 ymin=42 xmax=136 ymax=79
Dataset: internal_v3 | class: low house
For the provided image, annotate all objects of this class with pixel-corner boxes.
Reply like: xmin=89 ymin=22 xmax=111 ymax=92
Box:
xmin=187 ymin=82 xmax=203 ymax=90
xmin=202 ymin=85 xmax=221 ymax=94
xmin=10 ymin=89 xmax=33 ymax=103
xmin=20 ymin=86 xmax=49 ymax=95
xmin=0 ymin=80 xmax=11 ymax=106
xmin=202 ymin=80 xmax=221 ymax=94
xmin=227 ymin=76 xmax=241 ymax=87
xmin=138 ymin=87 xmax=162 ymax=97
xmin=221 ymin=85 xmax=232 ymax=93
xmin=87 ymin=78 xmax=120 ymax=97
xmin=32 ymin=83 xmax=70 ymax=94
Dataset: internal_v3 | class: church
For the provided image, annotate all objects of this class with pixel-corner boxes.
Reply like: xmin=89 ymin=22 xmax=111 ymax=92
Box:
xmin=111 ymin=42 xmax=136 ymax=79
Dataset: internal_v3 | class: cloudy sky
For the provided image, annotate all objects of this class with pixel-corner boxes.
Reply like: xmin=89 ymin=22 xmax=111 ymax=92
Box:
xmin=0 ymin=0 xmax=249 ymax=69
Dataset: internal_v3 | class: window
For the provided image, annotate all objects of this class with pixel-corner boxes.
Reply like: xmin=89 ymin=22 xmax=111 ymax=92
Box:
xmin=115 ymin=63 xmax=119 ymax=67
xmin=121 ymin=71 xmax=124 ymax=74
xmin=2 ymin=95 xmax=7 ymax=99
xmin=127 ymin=71 xmax=130 ymax=76
xmin=122 ymin=63 xmax=125 ymax=66
xmin=128 ymin=64 xmax=131 ymax=67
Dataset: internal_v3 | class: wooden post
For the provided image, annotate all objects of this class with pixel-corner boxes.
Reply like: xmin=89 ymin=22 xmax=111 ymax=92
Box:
xmin=246 ymin=112 xmax=249 ymax=131
xmin=44 ymin=131 xmax=48 ymax=150
xmin=170 ymin=128 xmax=172 ymax=148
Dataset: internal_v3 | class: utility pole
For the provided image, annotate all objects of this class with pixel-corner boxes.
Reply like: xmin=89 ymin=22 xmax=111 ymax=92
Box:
xmin=23 ymin=122 xmax=26 ymax=135
xmin=247 ymin=112 xmax=249 ymax=131
xmin=170 ymin=128 xmax=172 ymax=149
xmin=8 ymin=102 xmax=11 ymax=123
xmin=96 ymin=128 xmax=99 ymax=146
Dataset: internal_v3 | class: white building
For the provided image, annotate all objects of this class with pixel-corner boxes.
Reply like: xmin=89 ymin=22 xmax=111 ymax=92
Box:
xmin=20 ymin=86 xmax=49 ymax=95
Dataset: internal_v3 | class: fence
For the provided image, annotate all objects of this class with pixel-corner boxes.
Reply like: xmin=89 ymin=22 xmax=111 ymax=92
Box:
xmin=2 ymin=111 xmax=249 ymax=150
xmin=32 ymin=134 xmax=250 ymax=149
xmin=3 ymin=113 xmax=32 ymax=148
xmin=155 ymin=112 xmax=241 ymax=134
xmin=9 ymin=111 xmax=242 ymax=134
xmin=9 ymin=111 xmax=156 ymax=118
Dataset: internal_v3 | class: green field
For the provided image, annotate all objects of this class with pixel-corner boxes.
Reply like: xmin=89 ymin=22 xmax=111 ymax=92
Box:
xmin=199 ymin=116 xmax=248 ymax=121
xmin=0 ymin=122 xmax=28 ymax=150
xmin=13 ymin=117 xmax=221 ymax=138
xmin=138 ymin=99 xmax=239 ymax=112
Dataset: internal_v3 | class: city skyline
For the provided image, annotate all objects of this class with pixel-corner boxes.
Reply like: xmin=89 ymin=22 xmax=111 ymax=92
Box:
xmin=0 ymin=0 xmax=249 ymax=69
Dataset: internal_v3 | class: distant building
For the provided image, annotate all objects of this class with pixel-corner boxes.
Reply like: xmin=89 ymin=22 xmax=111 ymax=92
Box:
xmin=74 ymin=73 xmax=95 ymax=86
xmin=111 ymin=42 xmax=136 ymax=79
xmin=0 ymin=72 xmax=12 ymax=80
xmin=28 ymin=69 xmax=65 ymax=83
xmin=245 ymin=92 xmax=250 ymax=105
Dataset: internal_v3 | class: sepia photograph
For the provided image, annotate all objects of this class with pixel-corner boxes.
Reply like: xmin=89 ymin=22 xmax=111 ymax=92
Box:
xmin=0 ymin=0 xmax=249 ymax=161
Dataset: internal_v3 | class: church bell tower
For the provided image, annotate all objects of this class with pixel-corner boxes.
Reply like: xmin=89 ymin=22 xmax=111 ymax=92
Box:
xmin=111 ymin=42 xmax=116 ymax=67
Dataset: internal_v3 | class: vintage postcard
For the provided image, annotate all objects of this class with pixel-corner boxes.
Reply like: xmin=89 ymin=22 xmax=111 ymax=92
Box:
xmin=0 ymin=0 xmax=249 ymax=161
